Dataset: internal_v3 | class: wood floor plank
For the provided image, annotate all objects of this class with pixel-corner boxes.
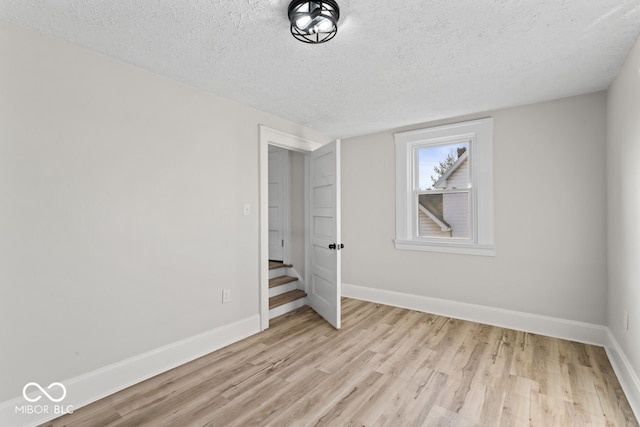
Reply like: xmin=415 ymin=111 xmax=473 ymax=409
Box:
xmin=43 ymin=299 xmax=639 ymax=427
xmin=375 ymin=368 xmax=448 ymax=427
xmin=266 ymin=349 xmax=379 ymax=426
xmin=238 ymin=368 xmax=329 ymax=426
xmin=500 ymin=375 xmax=538 ymax=427
xmin=314 ymin=370 xmax=384 ymax=426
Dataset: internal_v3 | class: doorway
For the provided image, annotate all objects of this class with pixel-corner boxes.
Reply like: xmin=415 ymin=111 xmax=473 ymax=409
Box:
xmin=259 ymin=126 xmax=342 ymax=331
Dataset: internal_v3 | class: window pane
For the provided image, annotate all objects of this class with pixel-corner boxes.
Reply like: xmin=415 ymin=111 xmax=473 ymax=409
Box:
xmin=417 ymin=142 xmax=470 ymax=190
xmin=418 ymin=192 xmax=470 ymax=239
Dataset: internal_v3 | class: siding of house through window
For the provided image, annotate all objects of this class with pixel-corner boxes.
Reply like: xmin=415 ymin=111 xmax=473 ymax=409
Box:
xmin=443 ymin=192 xmax=469 ymax=238
xmin=418 ymin=151 xmax=470 ymax=239
xmin=418 ymin=210 xmax=451 ymax=237
xmin=439 ymin=154 xmax=469 ymax=188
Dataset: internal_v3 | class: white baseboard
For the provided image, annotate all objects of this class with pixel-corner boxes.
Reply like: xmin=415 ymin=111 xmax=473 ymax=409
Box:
xmin=0 ymin=314 xmax=261 ymax=427
xmin=603 ymin=329 xmax=640 ymax=420
xmin=342 ymin=283 xmax=606 ymax=345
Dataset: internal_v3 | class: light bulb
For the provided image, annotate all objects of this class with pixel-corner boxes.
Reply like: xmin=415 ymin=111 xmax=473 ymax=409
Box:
xmin=295 ymin=15 xmax=312 ymax=29
xmin=316 ymin=18 xmax=333 ymax=32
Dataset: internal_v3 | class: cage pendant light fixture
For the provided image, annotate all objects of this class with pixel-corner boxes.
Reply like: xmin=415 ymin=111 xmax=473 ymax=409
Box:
xmin=288 ymin=0 xmax=340 ymax=44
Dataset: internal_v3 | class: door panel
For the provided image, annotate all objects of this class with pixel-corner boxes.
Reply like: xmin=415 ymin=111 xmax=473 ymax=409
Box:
xmin=268 ymin=147 xmax=288 ymax=261
xmin=307 ymin=140 xmax=341 ymax=329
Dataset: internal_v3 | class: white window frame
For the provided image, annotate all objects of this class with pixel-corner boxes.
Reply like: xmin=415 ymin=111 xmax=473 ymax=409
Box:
xmin=395 ymin=118 xmax=495 ymax=256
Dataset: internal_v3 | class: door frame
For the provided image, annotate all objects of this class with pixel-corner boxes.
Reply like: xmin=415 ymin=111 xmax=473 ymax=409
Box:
xmin=259 ymin=125 xmax=322 ymax=331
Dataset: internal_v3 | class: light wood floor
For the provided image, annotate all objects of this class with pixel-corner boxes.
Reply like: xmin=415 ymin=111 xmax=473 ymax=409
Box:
xmin=44 ymin=298 xmax=638 ymax=427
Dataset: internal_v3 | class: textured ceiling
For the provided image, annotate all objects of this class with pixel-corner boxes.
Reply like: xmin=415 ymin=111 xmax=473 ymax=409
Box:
xmin=1 ymin=1 xmax=639 ymax=138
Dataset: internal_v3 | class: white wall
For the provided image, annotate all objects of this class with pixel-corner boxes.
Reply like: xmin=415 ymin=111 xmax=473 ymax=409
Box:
xmin=290 ymin=151 xmax=306 ymax=277
xmin=0 ymin=19 xmax=330 ymax=403
xmin=342 ymin=92 xmax=607 ymax=324
xmin=607 ymin=35 xmax=640 ymax=388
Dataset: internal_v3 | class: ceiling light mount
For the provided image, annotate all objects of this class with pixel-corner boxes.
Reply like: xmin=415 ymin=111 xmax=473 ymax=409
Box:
xmin=288 ymin=0 xmax=340 ymax=44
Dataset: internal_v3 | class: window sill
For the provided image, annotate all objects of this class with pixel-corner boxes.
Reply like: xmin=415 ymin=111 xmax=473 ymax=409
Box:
xmin=394 ymin=239 xmax=495 ymax=257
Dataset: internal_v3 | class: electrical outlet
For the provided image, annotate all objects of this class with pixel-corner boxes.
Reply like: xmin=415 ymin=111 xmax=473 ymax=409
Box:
xmin=624 ymin=310 xmax=629 ymax=331
xmin=222 ymin=289 xmax=231 ymax=304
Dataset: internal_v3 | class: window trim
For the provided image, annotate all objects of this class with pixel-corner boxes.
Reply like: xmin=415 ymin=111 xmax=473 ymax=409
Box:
xmin=395 ymin=118 xmax=495 ymax=256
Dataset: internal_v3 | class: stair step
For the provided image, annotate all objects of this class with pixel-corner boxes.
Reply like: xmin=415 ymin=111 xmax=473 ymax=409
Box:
xmin=269 ymin=261 xmax=292 ymax=270
xmin=269 ymin=290 xmax=307 ymax=310
xmin=269 ymin=275 xmax=298 ymax=288
xmin=269 ymin=279 xmax=299 ymax=298
xmin=269 ymin=296 xmax=306 ymax=320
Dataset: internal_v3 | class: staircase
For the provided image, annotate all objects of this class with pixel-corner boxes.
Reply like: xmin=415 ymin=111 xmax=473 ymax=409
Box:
xmin=269 ymin=261 xmax=307 ymax=319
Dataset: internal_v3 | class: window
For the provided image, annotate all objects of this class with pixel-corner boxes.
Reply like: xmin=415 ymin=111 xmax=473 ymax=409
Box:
xmin=395 ymin=118 xmax=494 ymax=256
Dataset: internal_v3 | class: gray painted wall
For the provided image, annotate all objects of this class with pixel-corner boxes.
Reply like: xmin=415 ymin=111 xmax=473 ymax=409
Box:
xmin=607 ymin=35 xmax=640 ymax=387
xmin=341 ymin=92 xmax=607 ymax=325
xmin=0 ymin=20 xmax=330 ymax=402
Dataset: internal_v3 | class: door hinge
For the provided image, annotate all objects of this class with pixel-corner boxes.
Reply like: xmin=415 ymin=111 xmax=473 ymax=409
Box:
xmin=282 ymin=239 xmax=284 ymax=247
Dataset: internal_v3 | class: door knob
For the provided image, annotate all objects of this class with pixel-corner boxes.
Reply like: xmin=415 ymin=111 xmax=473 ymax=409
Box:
xmin=329 ymin=243 xmax=336 ymax=250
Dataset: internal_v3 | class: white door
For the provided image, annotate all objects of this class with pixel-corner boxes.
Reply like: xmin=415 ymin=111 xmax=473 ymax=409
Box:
xmin=307 ymin=140 xmax=341 ymax=329
xmin=268 ymin=147 xmax=289 ymax=261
